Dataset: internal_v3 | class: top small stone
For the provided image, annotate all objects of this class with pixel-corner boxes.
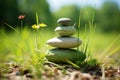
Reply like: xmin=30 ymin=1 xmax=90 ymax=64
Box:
xmin=57 ymin=18 xmax=71 ymax=26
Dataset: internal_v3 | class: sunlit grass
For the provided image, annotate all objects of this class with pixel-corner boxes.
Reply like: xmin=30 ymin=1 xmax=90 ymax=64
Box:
xmin=0 ymin=26 xmax=119 ymax=63
xmin=0 ymin=27 xmax=55 ymax=77
xmin=0 ymin=24 xmax=120 ymax=79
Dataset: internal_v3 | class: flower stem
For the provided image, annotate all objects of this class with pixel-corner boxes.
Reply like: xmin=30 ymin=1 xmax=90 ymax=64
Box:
xmin=35 ymin=28 xmax=40 ymax=51
xmin=21 ymin=20 xmax=23 ymax=31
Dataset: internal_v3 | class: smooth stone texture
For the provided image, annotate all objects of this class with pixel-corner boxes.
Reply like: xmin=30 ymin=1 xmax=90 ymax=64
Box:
xmin=46 ymin=48 xmax=86 ymax=63
xmin=55 ymin=26 xmax=76 ymax=36
xmin=46 ymin=37 xmax=82 ymax=48
xmin=57 ymin=18 xmax=71 ymax=26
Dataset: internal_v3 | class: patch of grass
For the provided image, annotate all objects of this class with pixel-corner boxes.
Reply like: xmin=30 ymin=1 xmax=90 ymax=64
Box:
xmin=73 ymin=6 xmax=120 ymax=71
xmin=69 ymin=7 xmax=98 ymax=70
xmin=0 ymin=27 xmax=53 ymax=77
xmin=0 ymin=24 xmax=120 ymax=79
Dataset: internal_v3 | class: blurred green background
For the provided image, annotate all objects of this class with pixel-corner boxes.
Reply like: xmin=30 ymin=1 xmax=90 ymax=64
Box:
xmin=0 ymin=0 xmax=120 ymax=66
xmin=0 ymin=0 xmax=120 ymax=32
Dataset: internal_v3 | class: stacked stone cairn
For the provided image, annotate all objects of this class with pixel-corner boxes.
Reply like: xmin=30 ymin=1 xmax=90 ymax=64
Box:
xmin=46 ymin=18 xmax=85 ymax=63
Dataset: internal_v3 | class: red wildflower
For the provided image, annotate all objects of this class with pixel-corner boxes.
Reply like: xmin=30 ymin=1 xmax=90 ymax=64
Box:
xmin=18 ymin=15 xmax=25 ymax=20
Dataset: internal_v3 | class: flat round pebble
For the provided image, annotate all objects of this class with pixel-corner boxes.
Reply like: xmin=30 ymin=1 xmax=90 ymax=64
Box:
xmin=46 ymin=48 xmax=86 ymax=63
xmin=57 ymin=18 xmax=71 ymax=26
xmin=55 ymin=26 xmax=76 ymax=36
xmin=46 ymin=37 xmax=82 ymax=48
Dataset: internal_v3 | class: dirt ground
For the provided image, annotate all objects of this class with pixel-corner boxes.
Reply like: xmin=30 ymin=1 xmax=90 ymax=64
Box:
xmin=0 ymin=63 xmax=120 ymax=80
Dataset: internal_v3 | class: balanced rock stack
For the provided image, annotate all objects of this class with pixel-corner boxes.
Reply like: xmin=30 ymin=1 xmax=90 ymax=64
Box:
xmin=46 ymin=18 xmax=85 ymax=63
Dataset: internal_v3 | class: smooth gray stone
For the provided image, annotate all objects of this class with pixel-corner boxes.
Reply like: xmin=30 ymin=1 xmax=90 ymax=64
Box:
xmin=57 ymin=18 xmax=71 ymax=26
xmin=46 ymin=48 xmax=86 ymax=63
xmin=46 ymin=37 xmax=82 ymax=48
xmin=55 ymin=26 xmax=76 ymax=36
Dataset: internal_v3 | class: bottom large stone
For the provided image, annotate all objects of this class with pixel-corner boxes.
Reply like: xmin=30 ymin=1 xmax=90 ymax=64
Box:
xmin=45 ymin=48 xmax=86 ymax=63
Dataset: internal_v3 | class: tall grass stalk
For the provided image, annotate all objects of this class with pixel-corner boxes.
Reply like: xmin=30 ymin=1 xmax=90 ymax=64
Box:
xmin=77 ymin=10 xmax=81 ymax=51
xmin=35 ymin=12 xmax=40 ymax=51
xmin=76 ymin=9 xmax=81 ymax=62
xmin=76 ymin=7 xmax=97 ymax=68
xmin=85 ymin=8 xmax=96 ymax=62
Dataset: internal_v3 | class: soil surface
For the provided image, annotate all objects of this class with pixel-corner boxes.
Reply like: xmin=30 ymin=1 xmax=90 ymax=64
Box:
xmin=0 ymin=63 xmax=120 ymax=80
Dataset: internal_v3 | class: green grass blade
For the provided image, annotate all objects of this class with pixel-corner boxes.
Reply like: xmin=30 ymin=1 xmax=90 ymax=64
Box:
xmin=36 ymin=12 xmax=39 ymax=24
xmin=78 ymin=10 xmax=81 ymax=29
xmin=66 ymin=59 xmax=80 ymax=68
xmin=100 ymin=34 xmax=120 ymax=62
xmin=76 ymin=9 xmax=81 ymax=61
xmin=104 ymin=46 xmax=120 ymax=61
xmin=77 ymin=9 xmax=81 ymax=40
xmin=4 ymin=23 xmax=17 ymax=32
